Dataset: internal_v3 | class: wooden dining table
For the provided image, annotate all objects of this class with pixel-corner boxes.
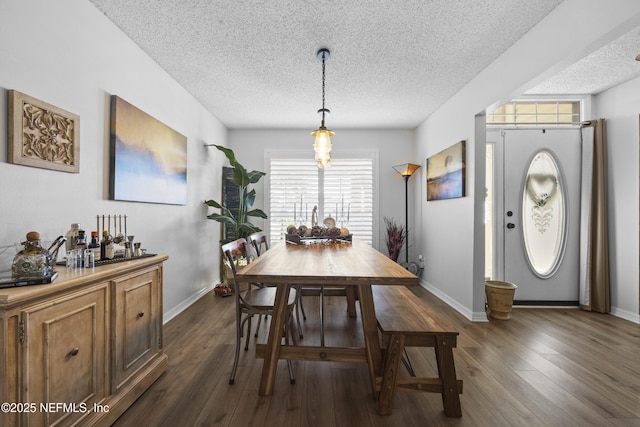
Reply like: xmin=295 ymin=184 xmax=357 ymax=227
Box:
xmin=235 ymin=240 xmax=418 ymax=398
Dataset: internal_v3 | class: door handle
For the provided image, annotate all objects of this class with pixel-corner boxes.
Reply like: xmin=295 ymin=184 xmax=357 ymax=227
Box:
xmin=507 ymin=223 xmax=516 ymax=229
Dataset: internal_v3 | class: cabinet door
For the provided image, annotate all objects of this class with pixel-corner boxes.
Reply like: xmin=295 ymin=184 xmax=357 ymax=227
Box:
xmin=22 ymin=284 xmax=109 ymax=426
xmin=112 ymin=267 xmax=161 ymax=390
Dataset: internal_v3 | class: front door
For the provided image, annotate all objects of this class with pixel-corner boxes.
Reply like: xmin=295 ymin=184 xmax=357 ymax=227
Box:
xmin=503 ymin=129 xmax=581 ymax=303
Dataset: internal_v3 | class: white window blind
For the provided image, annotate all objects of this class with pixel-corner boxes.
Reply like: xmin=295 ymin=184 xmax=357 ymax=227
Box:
xmin=323 ymin=159 xmax=373 ymax=244
xmin=269 ymin=158 xmax=319 ymax=243
xmin=269 ymin=157 xmax=374 ymax=246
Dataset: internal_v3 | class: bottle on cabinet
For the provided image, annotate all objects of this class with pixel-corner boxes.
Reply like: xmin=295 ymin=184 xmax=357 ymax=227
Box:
xmin=75 ymin=229 xmax=87 ymax=251
xmin=65 ymin=223 xmax=81 ymax=251
xmin=89 ymin=231 xmax=101 ymax=261
xmin=102 ymin=230 xmax=114 ymax=260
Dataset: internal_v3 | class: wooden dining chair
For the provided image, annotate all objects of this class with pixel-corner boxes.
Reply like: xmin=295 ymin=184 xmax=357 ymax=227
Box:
xmin=222 ymin=238 xmax=297 ymax=385
xmin=248 ymin=232 xmax=305 ymax=339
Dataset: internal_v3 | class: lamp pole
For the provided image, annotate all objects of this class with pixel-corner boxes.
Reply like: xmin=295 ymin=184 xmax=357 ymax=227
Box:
xmin=392 ymin=163 xmax=421 ymax=265
xmin=402 ymin=174 xmax=410 ymax=264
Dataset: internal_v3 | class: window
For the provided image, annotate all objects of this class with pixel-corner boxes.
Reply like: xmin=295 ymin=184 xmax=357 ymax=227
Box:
xmin=485 ymin=143 xmax=494 ymax=280
xmin=487 ymin=100 xmax=581 ymax=127
xmin=268 ymin=156 xmax=374 ymax=246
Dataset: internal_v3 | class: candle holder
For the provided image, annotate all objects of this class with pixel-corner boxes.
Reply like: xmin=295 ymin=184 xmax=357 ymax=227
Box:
xmin=293 ymin=193 xmax=308 ymax=226
xmin=335 ymin=195 xmax=350 ymax=228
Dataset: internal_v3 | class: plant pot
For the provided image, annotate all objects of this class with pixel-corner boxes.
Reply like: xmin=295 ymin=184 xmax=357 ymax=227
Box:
xmin=485 ymin=280 xmax=517 ymax=320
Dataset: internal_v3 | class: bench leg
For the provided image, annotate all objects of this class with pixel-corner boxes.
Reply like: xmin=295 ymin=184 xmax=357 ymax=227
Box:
xmin=345 ymin=287 xmax=357 ymax=317
xmin=435 ymin=336 xmax=462 ymax=417
xmin=377 ymin=333 xmax=405 ymax=415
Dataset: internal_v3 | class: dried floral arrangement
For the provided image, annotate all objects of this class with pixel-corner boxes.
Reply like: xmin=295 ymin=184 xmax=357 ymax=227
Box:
xmin=384 ymin=217 xmax=405 ymax=262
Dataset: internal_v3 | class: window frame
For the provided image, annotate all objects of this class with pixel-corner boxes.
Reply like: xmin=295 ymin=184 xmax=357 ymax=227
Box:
xmin=486 ymin=98 xmax=584 ymax=127
xmin=264 ymin=149 xmax=379 ymax=248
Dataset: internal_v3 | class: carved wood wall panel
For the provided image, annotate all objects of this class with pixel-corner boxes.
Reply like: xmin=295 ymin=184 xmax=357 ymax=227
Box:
xmin=8 ymin=90 xmax=80 ymax=173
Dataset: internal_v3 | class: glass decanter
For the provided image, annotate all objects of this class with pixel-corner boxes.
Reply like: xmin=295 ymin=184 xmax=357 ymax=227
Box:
xmin=12 ymin=231 xmax=53 ymax=278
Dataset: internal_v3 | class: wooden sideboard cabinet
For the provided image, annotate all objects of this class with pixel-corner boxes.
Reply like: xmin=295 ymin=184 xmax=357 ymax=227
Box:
xmin=0 ymin=254 xmax=168 ymax=426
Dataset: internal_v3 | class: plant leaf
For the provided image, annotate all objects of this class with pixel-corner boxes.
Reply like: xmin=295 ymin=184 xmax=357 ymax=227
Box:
xmin=245 ymin=189 xmax=256 ymax=208
xmin=232 ymin=162 xmax=250 ymax=187
xmin=248 ymin=170 xmax=266 ymax=184
xmin=204 ymin=199 xmax=223 ymax=209
xmin=214 ymin=145 xmax=237 ymax=167
xmin=205 ymin=199 xmax=234 ymax=218
xmin=246 ymin=208 xmax=268 ymax=219
xmin=206 ymin=213 xmax=237 ymax=225
xmin=238 ymin=222 xmax=262 ymax=234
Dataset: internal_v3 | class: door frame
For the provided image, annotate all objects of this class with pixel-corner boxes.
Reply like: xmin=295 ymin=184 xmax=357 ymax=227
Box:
xmin=487 ymin=126 xmax=581 ymax=303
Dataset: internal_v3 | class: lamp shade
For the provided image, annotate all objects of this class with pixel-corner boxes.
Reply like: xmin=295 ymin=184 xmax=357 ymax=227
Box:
xmin=393 ymin=163 xmax=421 ymax=177
xmin=312 ymin=127 xmax=334 ymax=169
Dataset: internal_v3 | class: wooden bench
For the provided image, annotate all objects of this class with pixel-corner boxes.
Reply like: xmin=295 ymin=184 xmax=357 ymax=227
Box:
xmin=372 ymin=285 xmax=463 ymax=417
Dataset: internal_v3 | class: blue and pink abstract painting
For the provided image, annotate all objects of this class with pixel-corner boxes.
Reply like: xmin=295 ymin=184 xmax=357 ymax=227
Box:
xmin=109 ymin=96 xmax=187 ymax=205
xmin=426 ymin=140 xmax=465 ymax=201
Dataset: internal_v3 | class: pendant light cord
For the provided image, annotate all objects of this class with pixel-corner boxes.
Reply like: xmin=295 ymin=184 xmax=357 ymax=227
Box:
xmin=321 ymin=52 xmax=326 ymax=128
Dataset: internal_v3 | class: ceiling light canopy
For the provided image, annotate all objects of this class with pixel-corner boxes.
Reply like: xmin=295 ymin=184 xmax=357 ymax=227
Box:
xmin=312 ymin=48 xmax=333 ymax=169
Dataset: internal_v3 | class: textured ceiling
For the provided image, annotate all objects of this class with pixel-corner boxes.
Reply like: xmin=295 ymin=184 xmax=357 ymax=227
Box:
xmin=525 ymin=25 xmax=640 ymax=95
xmin=87 ymin=0 xmax=640 ymax=130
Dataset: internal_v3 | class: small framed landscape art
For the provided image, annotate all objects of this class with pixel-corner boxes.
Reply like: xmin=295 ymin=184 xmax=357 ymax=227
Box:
xmin=426 ymin=140 xmax=466 ymax=201
xmin=109 ymin=95 xmax=187 ymax=205
xmin=8 ymin=90 xmax=80 ymax=173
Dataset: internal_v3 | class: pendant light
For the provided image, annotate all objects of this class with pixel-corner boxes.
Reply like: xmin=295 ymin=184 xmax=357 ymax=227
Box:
xmin=312 ymin=48 xmax=334 ymax=169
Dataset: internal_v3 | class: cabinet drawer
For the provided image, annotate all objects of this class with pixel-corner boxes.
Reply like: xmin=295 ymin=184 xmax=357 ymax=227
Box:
xmin=112 ymin=267 xmax=161 ymax=390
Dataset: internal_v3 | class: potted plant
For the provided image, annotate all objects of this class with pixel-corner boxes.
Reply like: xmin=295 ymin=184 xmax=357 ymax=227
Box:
xmin=204 ymin=144 xmax=268 ymax=242
xmin=205 ymin=145 xmax=267 ymax=291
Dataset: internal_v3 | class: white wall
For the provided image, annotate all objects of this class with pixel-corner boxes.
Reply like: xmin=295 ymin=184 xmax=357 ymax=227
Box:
xmin=228 ymin=129 xmax=416 ymax=252
xmin=0 ymin=0 xmax=225 ymax=321
xmin=593 ymin=77 xmax=640 ymax=323
xmin=415 ymin=0 xmax=640 ymax=320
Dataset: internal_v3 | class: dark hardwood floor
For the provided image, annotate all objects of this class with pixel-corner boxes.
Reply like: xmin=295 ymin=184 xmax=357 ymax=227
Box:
xmin=112 ymin=286 xmax=640 ymax=427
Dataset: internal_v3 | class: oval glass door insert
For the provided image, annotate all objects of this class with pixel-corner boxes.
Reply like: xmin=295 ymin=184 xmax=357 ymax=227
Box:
xmin=521 ymin=150 xmax=566 ymax=278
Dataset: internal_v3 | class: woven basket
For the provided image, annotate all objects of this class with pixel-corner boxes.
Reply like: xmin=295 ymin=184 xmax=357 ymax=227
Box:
xmin=485 ymin=280 xmax=517 ymax=320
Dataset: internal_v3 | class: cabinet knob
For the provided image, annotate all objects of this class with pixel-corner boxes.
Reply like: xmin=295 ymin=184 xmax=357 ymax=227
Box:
xmin=137 ymin=312 xmax=144 ymax=319
xmin=68 ymin=347 xmax=79 ymax=357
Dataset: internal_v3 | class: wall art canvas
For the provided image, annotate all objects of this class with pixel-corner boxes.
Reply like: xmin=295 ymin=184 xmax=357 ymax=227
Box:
xmin=8 ymin=90 xmax=80 ymax=173
xmin=426 ymin=140 xmax=466 ymax=201
xmin=109 ymin=95 xmax=187 ymax=205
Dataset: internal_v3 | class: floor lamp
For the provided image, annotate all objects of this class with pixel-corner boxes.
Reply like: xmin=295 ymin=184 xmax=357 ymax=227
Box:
xmin=392 ymin=163 xmax=421 ymax=264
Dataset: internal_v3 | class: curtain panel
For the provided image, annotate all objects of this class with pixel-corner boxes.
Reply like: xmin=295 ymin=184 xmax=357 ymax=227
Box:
xmin=579 ymin=118 xmax=610 ymax=313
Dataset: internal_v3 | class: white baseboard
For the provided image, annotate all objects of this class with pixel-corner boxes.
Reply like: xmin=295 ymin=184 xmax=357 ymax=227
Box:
xmin=419 ymin=279 xmax=489 ymax=322
xmin=163 ymin=281 xmax=217 ymax=324
xmin=610 ymin=306 xmax=640 ymax=324
xmin=419 ymin=277 xmax=640 ymax=325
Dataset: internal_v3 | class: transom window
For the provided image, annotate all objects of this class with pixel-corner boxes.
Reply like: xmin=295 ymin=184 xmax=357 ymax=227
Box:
xmin=268 ymin=156 xmax=374 ymax=246
xmin=487 ymin=100 xmax=581 ymax=127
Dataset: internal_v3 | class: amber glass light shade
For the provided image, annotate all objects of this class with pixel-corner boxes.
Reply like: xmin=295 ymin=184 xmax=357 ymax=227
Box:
xmin=393 ymin=163 xmax=421 ymax=177
xmin=312 ymin=127 xmax=334 ymax=169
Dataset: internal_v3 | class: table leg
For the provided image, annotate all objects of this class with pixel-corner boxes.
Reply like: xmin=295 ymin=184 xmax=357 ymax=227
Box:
xmin=320 ymin=285 xmax=325 ymax=347
xmin=259 ymin=283 xmax=291 ymax=396
xmin=358 ymin=284 xmax=382 ymax=396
